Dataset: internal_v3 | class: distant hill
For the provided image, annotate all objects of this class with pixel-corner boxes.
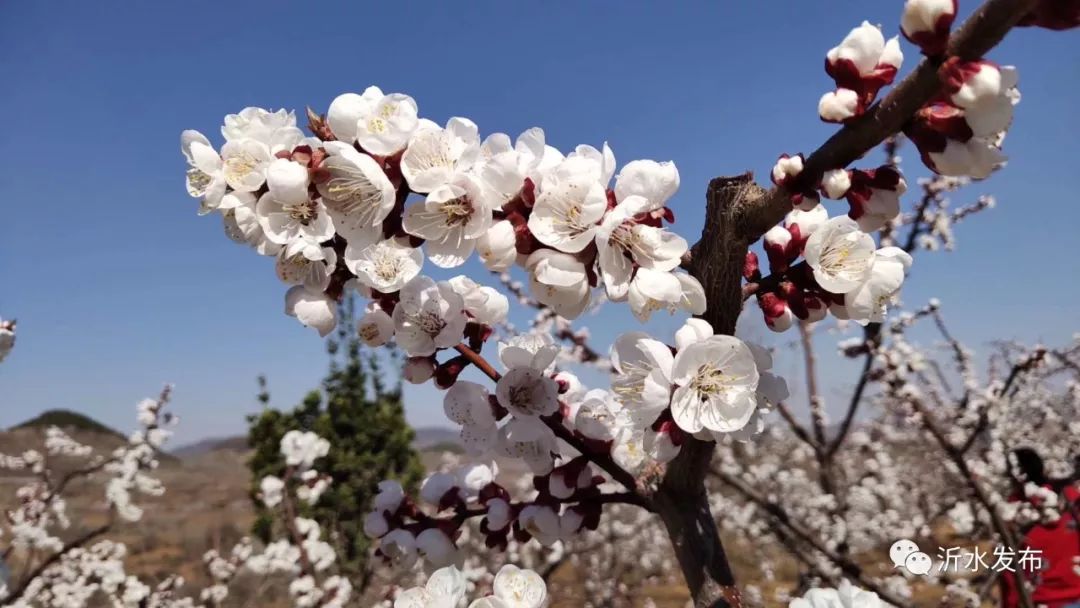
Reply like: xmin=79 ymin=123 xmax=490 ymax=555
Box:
xmin=172 ymin=435 xmax=249 ymax=458
xmin=171 ymin=426 xmax=462 ymax=459
xmin=412 ymin=427 xmax=460 ymax=450
xmin=4 ymin=409 xmax=184 ymax=467
xmin=10 ymin=409 xmax=124 ymax=438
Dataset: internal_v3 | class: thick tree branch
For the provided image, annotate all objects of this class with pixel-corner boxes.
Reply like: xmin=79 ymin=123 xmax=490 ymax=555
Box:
xmin=674 ymin=1 xmax=1038 ymax=605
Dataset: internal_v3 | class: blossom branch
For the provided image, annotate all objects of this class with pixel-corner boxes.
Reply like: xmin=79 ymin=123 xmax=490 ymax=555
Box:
xmin=735 ymin=0 xmax=1039 ymax=243
xmin=3 ymin=514 xmax=116 ymax=605
xmin=278 ymin=466 xmax=316 ymax=578
xmin=452 ymin=343 xmax=646 ymax=502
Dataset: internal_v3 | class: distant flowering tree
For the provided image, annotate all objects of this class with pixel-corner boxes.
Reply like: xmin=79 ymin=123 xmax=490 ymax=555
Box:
xmin=247 ymin=299 xmax=424 ymax=583
xmin=172 ymin=1 xmax=1079 ymax=606
xmin=0 ymin=386 xmax=555 ymax=608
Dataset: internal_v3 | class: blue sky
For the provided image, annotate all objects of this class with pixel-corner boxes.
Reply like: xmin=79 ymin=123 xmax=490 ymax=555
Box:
xmin=1 ymin=1 xmax=1077 ymax=445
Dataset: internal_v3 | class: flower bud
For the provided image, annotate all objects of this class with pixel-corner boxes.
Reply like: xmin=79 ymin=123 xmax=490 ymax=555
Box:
xmin=403 ymin=356 xmax=437 ymax=385
xmin=771 ymin=154 xmax=804 ymax=187
xmin=763 ymin=226 xmax=794 ymax=273
xmin=363 ymin=511 xmax=389 ymax=538
xmin=420 ymin=472 xmax=463 ymax=510
xmin=458 ymin=462 xmax=497 ymax=497
xmin=416 ymin=528 xmax=458 ymax=567
xmin=819 ymin=89 xmax=860 ymax=123
xmin=820 ymin=169 xmax=852 ymax=200
xmin=485 ymin=498 xmax=513 ymax=532
xmin=901 ymin=0 xmax=957 ymax=55
xmin=743 ymin=251 xmax=761 ymax=281
xmin=477 ymin=220 xmax=517 ymax=271
xmin=373 ymin=480 xmax=405 ymax=512
xmin=560 ymin=507 xmax=586 ymax=538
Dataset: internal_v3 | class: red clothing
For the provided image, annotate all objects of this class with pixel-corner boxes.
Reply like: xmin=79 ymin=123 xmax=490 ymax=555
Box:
xmin=1002 ymin=485 xmax=1080 ymax=608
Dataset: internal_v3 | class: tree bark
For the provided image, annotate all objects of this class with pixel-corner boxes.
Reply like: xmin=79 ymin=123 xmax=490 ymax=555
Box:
xmin=656 ymin=175 xmax=764 ymax=608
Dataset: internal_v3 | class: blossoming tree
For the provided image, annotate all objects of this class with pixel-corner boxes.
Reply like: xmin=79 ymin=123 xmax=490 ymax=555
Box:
xmin=5 ymin=0 xmax=1078 ymax=606
xmin=169 ymin=0 xmax=1079 ymax=605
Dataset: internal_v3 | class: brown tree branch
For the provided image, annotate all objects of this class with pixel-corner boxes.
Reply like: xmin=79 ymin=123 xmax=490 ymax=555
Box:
xmin=734 ymin=0 xmax=1038 ymax=244
xmin=452 ymin=343 xmax=648 ymax=501
xmin=775 ymin=402 xmax=817 ymax=450
xmin=825 ymin=334 xmax=879 ymax=459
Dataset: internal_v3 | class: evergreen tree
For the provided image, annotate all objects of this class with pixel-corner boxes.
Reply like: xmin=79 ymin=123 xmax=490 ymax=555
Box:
xmin=246 ymin=297 xmax=424 ymax=579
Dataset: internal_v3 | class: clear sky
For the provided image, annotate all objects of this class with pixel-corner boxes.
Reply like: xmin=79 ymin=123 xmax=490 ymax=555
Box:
xmin=1 ymin=1 xmax=1077 ymax=445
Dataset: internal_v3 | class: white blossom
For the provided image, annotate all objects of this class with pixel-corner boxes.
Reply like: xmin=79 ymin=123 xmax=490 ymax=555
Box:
xmin=613 ymin=159 xmax=679 ymax=209
xmin=496 ymin=367 xmax=560 ymax=419
xmin=317 ymin=141 xmax=396 ymax=246
xmin=499 ymin=333 xmax=558 ymax=373
xmin=447 ymin=276 xmax=509 ymax=326
xmin=497 ymin=418 xmax=556 ymax=475
xmin=355 ymin=93 xmax=419 ymax=156
xmin=284 ymin=286 xmax=338 ymax=337
xmin=528 ymin=155 xmax=609 ymax=253
xmin=345 ymin=238 xmax=424 ymax=293
xmin=525 ymin=249 xmax=591 ymax=319
xmin=844 ymin=247 xmax=913 ymax=325
xmin=804 ymin=216 xmax=876 ymax=294
xmin=670 ymin=336 xmax=759 ymax=434
xmin=392 ymin=276 xmax=468 ymax=356
xmin=374 ymin=480 xmax=405 ymax=512
xmin=401 ymin=117 xmax=481 ymax=192
xmin=256 ymin=160 xmax=335 ymax=247
xmin=326 ymin=87 xmax=384 ymax=143
xmin=279 ymin=431 xmax=330 ymax=469
xmin=476 ymin=220 xmax=518 ymax=271
xmin=596 ymin=195 xmax=687 ymax=300
xmin=394 ymin=565 xmax=466 ymax=608
xmin=517 ymin=504 xmax=561 ymax=546
xmin=610 ymin=331 xmax=674 ymax=428
xmin=259 ymin=475 xmax=284 ymax=508
xmin=403 ymin=172 xmax=496 ymax=267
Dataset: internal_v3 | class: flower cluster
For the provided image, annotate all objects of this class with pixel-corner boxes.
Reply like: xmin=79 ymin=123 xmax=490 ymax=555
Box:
xmin=788 ymin=580 xmax=884 ymax=607
xmin=597 ymin=319 xmax=787 ymax=461
xmin=0 ymin=317 xmax=15 ymax=363
xmin=905 ymin=59 xmax=1021 ymax=179
xmin=181 ymin=89 xmax=704 ymax=338
xmin=818 ymin=22 xmax=903 ymax=123
xmin=751 ymin=204 xmax=912 ymax=331
xmin=361 ymin=315 xmax=787 ymax=571
xmin=811 ymin=14 xmax=1022 ymax=182
xmin=390 ymin=564 xmax=547 ymax=608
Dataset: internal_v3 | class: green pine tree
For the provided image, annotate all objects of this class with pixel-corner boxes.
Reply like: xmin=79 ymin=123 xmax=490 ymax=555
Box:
xmin=246 ymin=296 xmax=424 ymax=580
